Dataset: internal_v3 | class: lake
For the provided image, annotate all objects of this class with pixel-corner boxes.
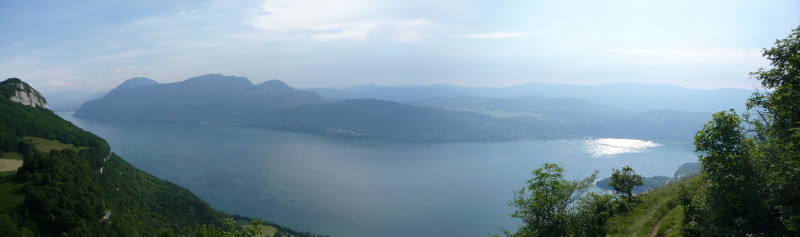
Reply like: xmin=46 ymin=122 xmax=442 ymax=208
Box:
xmin=60 ymin=112 xmax=697 ymax=237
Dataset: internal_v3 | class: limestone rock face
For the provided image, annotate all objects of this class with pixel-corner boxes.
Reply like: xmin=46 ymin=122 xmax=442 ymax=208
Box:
xmin=1 ymin=78 xmax=49 ymax=109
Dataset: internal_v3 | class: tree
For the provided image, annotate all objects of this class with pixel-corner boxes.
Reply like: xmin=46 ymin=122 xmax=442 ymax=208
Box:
xmin=608 ymin=166 xmax=643 ymax=202
xmin=694 ymin=110 xmax=750 ymax=187
xmin=507 ymin=163 xmax=599 ymax=236
xmin=747 ymin=24 xmax=800 ymax=232
xmin=683 ymin=25 xmax=800 ymax=235
xmin=693 ymin=110 xmax=767 ymax=235
xmin=243 ymin=219 xmax=265 ymax=237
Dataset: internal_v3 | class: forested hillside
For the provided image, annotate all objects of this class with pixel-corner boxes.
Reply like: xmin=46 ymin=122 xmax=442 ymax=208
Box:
xmin=0 ymin=78 xmax=332 ymax=237
xmin=0 ymin=80 xmax=227 ymax=235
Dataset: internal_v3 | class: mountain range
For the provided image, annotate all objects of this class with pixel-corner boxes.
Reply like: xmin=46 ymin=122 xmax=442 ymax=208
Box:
xmin=308 ymin=82 xmax=754 ymax=113
xmin=74 ymin=74 xmax=717 ymax=142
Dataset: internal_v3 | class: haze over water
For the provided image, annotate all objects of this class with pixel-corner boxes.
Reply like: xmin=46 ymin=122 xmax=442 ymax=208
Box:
xmin=61 ymin=112 xmax=696 ymax=237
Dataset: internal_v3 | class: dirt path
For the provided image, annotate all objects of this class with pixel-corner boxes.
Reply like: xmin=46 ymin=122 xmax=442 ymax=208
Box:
xmin=650 ymin=206 xmax=677 ymax=237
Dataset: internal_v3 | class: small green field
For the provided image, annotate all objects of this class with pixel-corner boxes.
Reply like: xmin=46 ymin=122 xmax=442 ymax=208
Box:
xmin=236 ymin=223 xmax=282 ymax=237
xmin=0 ymin=137 xmax=86 ymax=174
xmin=0 ymin=151 xmax=23 ymax=160
xmin=0 ymin=172 xmax=26 ymax=211
xmin=22 ymin=136 xmax=87 ymax=153
xmin=236 ymin=218 xmax=293 ymax=237
xmin=606 ymin=175 xmax=700 ymax=236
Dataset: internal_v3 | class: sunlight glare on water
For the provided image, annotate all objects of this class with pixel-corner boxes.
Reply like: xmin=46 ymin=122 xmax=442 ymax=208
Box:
xmin=585 ymin=138 xmax=662 ymax=157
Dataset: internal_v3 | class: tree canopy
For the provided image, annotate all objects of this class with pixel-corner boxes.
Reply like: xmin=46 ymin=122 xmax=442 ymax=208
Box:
xmin=506 ymin=163 xmax=611 ymax=236
xmin=681 ymin=24 xmax=800 ymax=236
xmin=608 ymin=166 xmax=643 ymax=202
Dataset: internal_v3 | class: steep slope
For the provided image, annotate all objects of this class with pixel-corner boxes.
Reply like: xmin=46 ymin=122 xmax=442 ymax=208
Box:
xmin=0 ymin=78 xmax=48 ymax=109
xmin=0 ymin=78 xmax=224 ymax=235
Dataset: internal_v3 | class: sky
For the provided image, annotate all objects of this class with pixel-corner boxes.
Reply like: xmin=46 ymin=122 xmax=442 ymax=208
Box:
xmin=1 ymin=0 xmax=799 ymax=93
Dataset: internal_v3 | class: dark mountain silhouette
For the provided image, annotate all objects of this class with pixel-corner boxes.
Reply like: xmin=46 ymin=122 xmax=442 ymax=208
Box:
xmin=75 ymin=74 xmax=326 ymax=123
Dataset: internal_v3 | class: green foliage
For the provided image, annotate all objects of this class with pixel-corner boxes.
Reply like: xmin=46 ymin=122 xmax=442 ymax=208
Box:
xmin=506 ymin=163 xmax=606 ymax=236
xmin=596 ymin=175 xmax=670 ymax=195
xmin=0 ymin=83 xmax=226 ymax=235
xmin=230 ymin=215 xmax=328 ymax=237
xmin=22 ymin=136 xmax=86 ymax=153
xmin=682 ymin=25 xmax=800 ymax=235
xmin=0 ymin=78 xmax=322 ymax=236
xmin=747 ymin=24 xmax=800 ymax=232
xmin=606 ymin=175 xmax=698 ymax=236
xmin=0 ymin=173 xmax=26 ymax=211
xmin=608 ymin=166 xmax=643 ymax=202
xmin=179 ymin=216 xmax=328 ymax=237
xmin=573 ymin=192 xmax=614 ymax=236
xmin=243 ymin=219 xmax=265 ymax=237
xmin=0 ymin=93 xmax=105 ymax=153
xmin=658 ymin=205 xmax=684 ymax=237
xmin=507 ymin=164 xmax=700 ymax=237
xmin=18 ymin=149 xmax=108 ymax=235
xmin=678 ymin=177 xmax=712 ymax=236
xmin=694 ymin=110 xmax=749 ymax=185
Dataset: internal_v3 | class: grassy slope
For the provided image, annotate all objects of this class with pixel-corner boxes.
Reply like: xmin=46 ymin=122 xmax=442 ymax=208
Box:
xmin=0 ymin=138 xmax=88 ymax=209
xmin=607 ymin=176 xmax=700 ymax=236
xmin=0 ymin=137 xmax=83 ymax=173
xmin=22 ymin=136 xmax=87 ymax=152
xmin=0 ymin=152 xmax=23 ymax=160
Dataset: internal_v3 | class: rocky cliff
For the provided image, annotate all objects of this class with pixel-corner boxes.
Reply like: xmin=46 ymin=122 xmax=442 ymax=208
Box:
xmin=0 ymin=78 xmax=48 ymax=109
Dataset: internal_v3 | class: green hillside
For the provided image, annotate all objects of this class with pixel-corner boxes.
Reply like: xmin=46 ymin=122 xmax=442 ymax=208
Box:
xmin=605 ymin=176 xmax=700 ymax=236
xmin=0 ymin=79 xmax=324 ymax=236
xmin=0 ymin=83 xmax=225 ymax=235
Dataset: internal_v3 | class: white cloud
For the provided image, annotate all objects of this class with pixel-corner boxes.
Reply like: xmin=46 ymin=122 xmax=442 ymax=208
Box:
xmin=178 ymin=9 xmax=198 ymax=15
xmin=461 ymin=32 xmax=526 ymax=39
xmin=617 ymin=49 xmax=761 ymax=58
xmin=247 ymin=0 xmax=441 ymax=42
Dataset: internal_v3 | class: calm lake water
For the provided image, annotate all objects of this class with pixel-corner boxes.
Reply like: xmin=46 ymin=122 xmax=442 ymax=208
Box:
xmin=61 ymin=112 xmax=697 ymax=237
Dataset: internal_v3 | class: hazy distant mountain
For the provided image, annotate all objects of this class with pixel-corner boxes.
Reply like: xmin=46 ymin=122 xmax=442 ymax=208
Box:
xmin=415 ymin=96 xmax=711 ymax=141
xmin=75 ymin=74 xmax=711 ymax=142
xmin=43 ymin=89 xmax=109 ymax=112
xmin=75 ymin=74 xmax=326 ymax=123
xmin=309 ymin=84 xmax=474 ymax=102
xmin=259 ymin=99 xmax=528 ymax=141
xmin=108 ymin=77 xmax=159 ymax=94
xmin=308 ymin=82 xmax=753 ymax=113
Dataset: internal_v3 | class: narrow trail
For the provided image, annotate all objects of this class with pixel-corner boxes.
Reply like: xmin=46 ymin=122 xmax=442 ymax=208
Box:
xmin=650 ymin=206 xmax=677 ymax=237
